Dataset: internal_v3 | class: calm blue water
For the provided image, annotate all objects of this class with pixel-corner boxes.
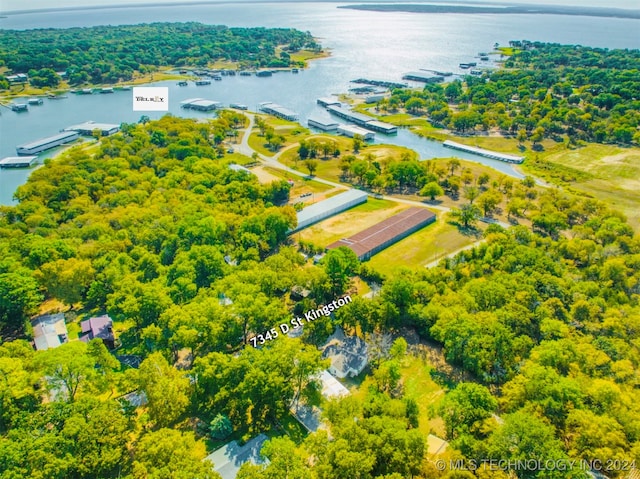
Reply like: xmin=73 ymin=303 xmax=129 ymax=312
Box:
xmin=1 ymin=3 xmax=638 ymax=204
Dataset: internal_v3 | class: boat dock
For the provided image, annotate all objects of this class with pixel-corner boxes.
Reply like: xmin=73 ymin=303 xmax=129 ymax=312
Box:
xmin=337 ymin=124 xmax=375 ymax=140
xmin=229 ymin=103 xmax=248 ymax=110
xmin=0 ymin=156 xmax=38 ymax=168
xmin=443 ymin=140 xmax=524 ymax=164
xmin=308 ymin=117 xmax=339 ymax=131
xmin=259 ymin=102 xmax=298 ymax=121
xmin=28 ymin=98 xmax=44 ymax=105
xmin=11 ymin=103 xmax=28 ymax=112
xmin=326 ymin=105 xmax=397 ymax=135
xmin=63 ymin=121 xmax=121 ymax=136
xmin=180 ymin=98 xmax=221 ymax=111
xmin=351 ymin=78 xmax=407 ymax=89
xmin=16 ymin=131 xmax=80 ymax=156
xmin=402 ymin=71 xmax=444 ymax=83
xmin=420 ymin=69 xmax=453 ymax=76
xmin=317 ymin=97 xmax=341 ymax=108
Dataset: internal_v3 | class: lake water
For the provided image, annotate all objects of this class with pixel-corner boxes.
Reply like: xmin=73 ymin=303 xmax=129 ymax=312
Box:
xmin=1 ymin=3 xmax=638 ymax=204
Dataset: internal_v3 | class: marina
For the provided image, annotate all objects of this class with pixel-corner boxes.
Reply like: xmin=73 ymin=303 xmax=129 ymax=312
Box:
xmin=16 ymin=131 xmax=80 ymax=156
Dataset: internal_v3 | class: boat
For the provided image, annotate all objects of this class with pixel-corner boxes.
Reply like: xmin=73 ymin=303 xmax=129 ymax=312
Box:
xmin=459 ymin=63 xmax=471 ymax=69
xmin=78 ymin=88 xmax=94 ymax=94
xmin=120 ymin=85 xmax=132 ymax=90
xmin=195 ymin=80 xmax=211 ymax=86
xmin=177 ymin=81 xmax=188 ymax=86
xmin=28 ymin=98 xmax=44 ymax=105
xmin=239 ymin=71 xmax=252 ymax=76
xmin=100 ymin=87 xmax=114 ymax=93
xmin=11 ymin=103 xmax=28 ymax=112
xmin=47 ymin=94 xmax=68 ymax=99
xmin=213 ymin=75 xmax=222 ymax=81
xmin=256 ymin=70 xmax=272 ymax=77
xmin=291 ymin=68 xmax=299 ymax=74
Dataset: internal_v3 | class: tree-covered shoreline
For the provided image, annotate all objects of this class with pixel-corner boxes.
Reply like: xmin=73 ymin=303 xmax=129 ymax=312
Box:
xmin=373 ymin=41 xmax=640 ymax=147
xmin=0 ymin=22 xmax=322 ymax=88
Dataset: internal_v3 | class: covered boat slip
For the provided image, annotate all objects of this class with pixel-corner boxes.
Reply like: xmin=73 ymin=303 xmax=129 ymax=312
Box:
xmin=16 ymin=131 xmax=80 ymax=155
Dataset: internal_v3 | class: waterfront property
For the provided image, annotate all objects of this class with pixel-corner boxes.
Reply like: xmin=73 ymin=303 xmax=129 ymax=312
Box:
xmin=16 ymin=131 xmax=80 ymax=155
xmin=443 ymin=140 xmax=524 ymax=164
xmin=180 ymin=98 xmax=221 ymax=111
xmin=31 ymin=313 xmax=68 ymax=351
xmin=326 ymin=207 xmax=436 ymax=260
xmin=317 ymin=97 xmax=341 ymax=107
xmin=64 ymin=121 xmax=120 ymax=136
xmin=402 ymin=71 xmax=444 ymax=83
xmin=337 ymin=124 xmax=375 ymax=140
xmin=291 ymin=189 xmax=368 ymax=233
xmin=259 ymin=102 xmax=298 ymax=121
xmin=0 ymin=156 xmax=38 ymax=168
xmin=307 ymin=116 xmax=339 ymax=131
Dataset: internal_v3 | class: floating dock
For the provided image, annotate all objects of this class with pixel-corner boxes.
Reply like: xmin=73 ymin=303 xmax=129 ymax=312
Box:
xmin=443 ymin=140 xmax=524 ymax=164
xmin=180 ymin=98 xmax=221 ymax=111
xmin=11 ymin=103 xmax=28 ymax=112
xmin=64 ymin=121 xmax=120 ymax=136
xmin=308 ymin=117 xmax=339 ymax=131
xmin=337 ymin=124 xmax=375 ymax=140
xmin=326 ymin=105 xmax=397 ymax=135
xmin=28 ymin=98 xmax=44 ymax=105
xmin=259 ymin=102 xmax=298 ymax=121
xmin=16 ymin=131 xmax=79 ymax=156
xmin=0 ymin=156 xmax=38 ymax=168
xmin=402 ymin=71 xmax=444 ymax=83
xmin=317 ymin=97 xmax=341 ymax=108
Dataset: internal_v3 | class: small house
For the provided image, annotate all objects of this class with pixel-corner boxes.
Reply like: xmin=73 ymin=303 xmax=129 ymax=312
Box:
xmin=31 ymin=313 xmax=68 ymax=351
xmin=79 ymin=314 xmax=116 ymax=349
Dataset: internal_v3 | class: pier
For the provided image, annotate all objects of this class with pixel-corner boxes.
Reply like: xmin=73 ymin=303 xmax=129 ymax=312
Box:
xmin=443 ymin=140 xmax=524 ymax=164
xmin=351 ymin=78 xmax=407 ymax=89
xmin=326 ymin=105 xmax=397 ymax=135
xmin=16 ymin=131 xmax=80 ymax=156
xmin=402 ymin=71 xmax=444 ymax=83
xmin=0 ymin=156 xmax=38 ymax=168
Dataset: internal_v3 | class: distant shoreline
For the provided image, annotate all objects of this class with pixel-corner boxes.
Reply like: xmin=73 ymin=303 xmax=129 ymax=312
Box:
xmin=339 ymin=4 xmax=640 ymax=20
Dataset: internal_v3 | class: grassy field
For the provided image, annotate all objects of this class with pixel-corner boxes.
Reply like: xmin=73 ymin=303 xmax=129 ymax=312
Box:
xmin=295 ymin=198 xmax=409 ymax=247
xmin=366 ymin=219 xmax=481 ymax=277
xmin=248 ymin=117 xmax=309 ymax=157
xmin=525 ymin=144 xmax=640 ymax=229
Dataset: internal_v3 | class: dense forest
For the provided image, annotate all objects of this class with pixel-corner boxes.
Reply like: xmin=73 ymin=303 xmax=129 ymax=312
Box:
xmin=0 ymin=22 xmax=321 ymax=86
xmin=1 ymin=114 xmax=639 ymax=477
xmin=379 ymin=42 xmax=640 ymax=146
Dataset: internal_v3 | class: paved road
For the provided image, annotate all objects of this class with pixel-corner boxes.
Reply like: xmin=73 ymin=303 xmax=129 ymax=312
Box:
xmin=236 ymin=113 xmax=512 ymax=232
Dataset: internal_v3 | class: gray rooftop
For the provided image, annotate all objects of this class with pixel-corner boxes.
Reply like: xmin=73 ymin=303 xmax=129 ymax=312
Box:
xmin=204 ymin=434 xmax=269 ymax=479
xmin=17 ymin=131 xmax=79 ymax=150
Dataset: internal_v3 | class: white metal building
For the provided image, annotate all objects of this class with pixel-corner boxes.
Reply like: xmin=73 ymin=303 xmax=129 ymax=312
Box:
xmin=337 ymin=124 xmax=375 ymax=140
xmin=291 ymin=189 xmax=368 ymax=233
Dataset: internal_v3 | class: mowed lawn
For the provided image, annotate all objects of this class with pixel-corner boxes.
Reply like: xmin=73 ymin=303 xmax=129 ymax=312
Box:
xmin=366 ymin=219 xmax=478 ymax=277
xmin=537 ymin=144 xmax=640 ymax=230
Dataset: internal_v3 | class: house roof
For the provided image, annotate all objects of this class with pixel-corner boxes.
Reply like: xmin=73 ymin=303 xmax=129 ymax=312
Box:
xmin=318 ymin=370 xmax=350 ymax=398
xmin=204 ymin=434 xmax=269 ymax=479
xmin=79 ymin=314 xmax=113 ymax=342
xmin=321 ymin=328 xmax=368 ymax=377
xmin=31 ymin=313 xmax=67 ymax=351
